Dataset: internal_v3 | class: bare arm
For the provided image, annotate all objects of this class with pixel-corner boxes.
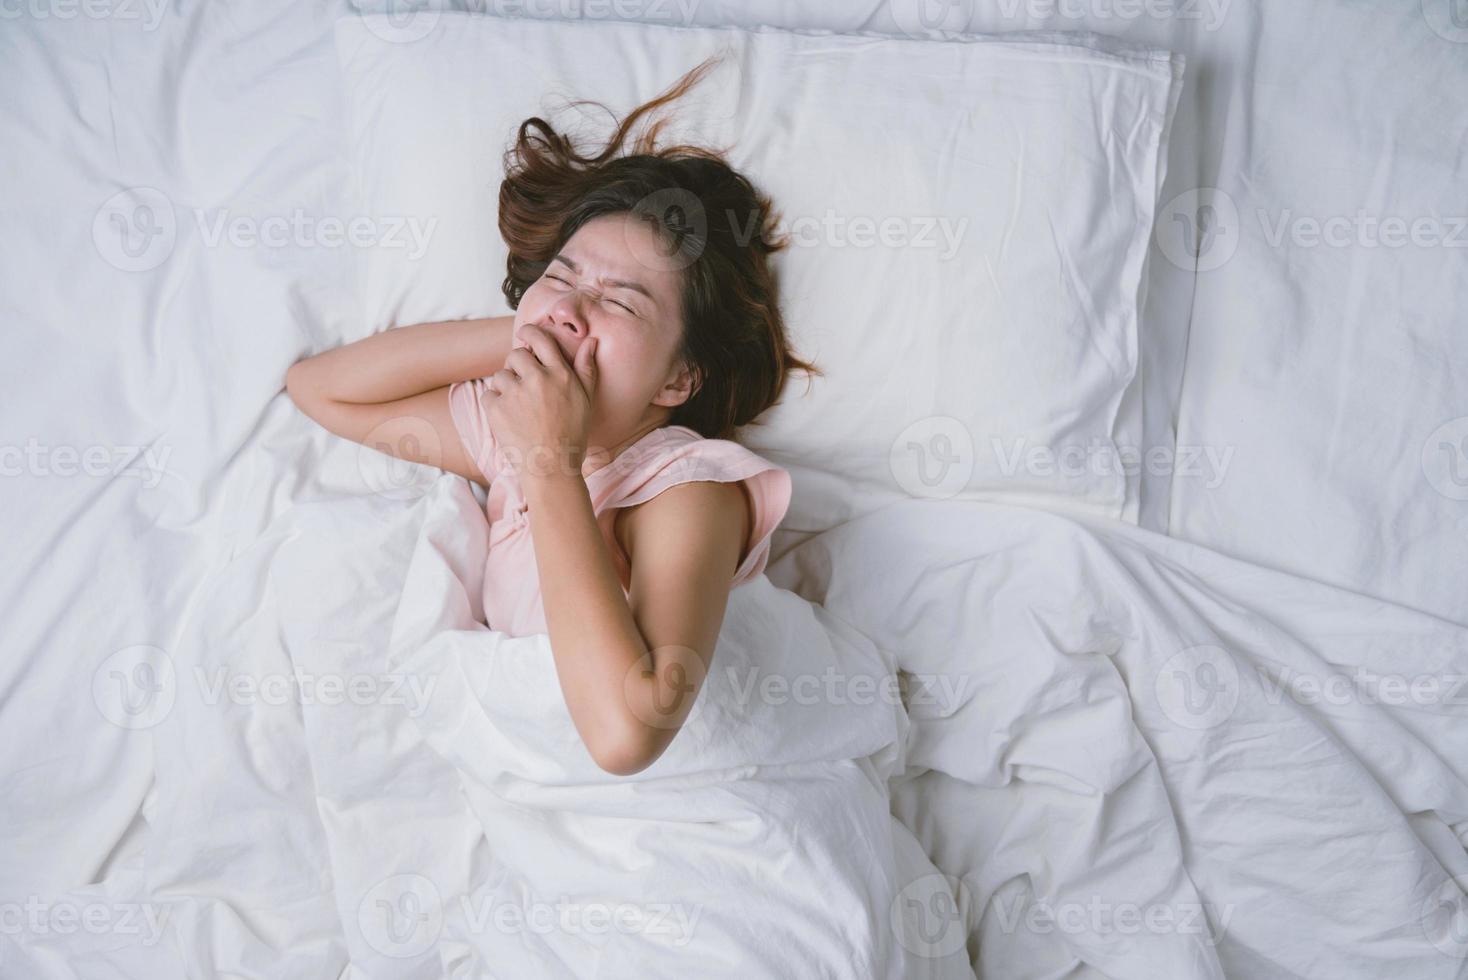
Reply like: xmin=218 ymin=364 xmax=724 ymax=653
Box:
xmin=521 ymin=468 xmax=750 ymax=777
xmin=285 ymin=315 xmax=516 ymax=487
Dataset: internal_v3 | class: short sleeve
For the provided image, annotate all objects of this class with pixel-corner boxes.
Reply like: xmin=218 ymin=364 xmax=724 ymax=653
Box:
xmin=609 ymin=433 xmax=793 ymax=589
xmin=446 ymin=378 xmax=501 ymax=485
xmin=731 ymin=464 xmax=794 ymax=587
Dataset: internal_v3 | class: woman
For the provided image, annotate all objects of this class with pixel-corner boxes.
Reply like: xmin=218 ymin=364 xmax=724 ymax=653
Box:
xmin=285 ymin=57 xmax=819 ymax=778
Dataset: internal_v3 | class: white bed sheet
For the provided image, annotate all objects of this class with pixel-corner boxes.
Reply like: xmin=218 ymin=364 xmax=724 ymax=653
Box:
xmin=3 ymin=0 xmax=1465 ymax=977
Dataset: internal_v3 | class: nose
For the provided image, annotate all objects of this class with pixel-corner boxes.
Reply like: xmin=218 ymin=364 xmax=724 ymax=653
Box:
xmin=546 ymin=290 xmax=589 ymax=341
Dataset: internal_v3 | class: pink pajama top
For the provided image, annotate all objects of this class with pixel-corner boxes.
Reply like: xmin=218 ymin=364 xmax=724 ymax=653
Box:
xmin=447 ymin=377 xmax=794 ymax=638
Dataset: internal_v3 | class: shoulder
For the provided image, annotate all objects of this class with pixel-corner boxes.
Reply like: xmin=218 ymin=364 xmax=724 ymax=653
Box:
xmin=606 ymin=426 xmax=792 ymax=583
xmin=615 ymin=476 xmax=751 ymax=575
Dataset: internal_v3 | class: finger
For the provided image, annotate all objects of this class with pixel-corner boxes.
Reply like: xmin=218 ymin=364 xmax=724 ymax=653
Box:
xmin=517 ymin=325 xmax=570 ymax=373
xmin=490 ymin=368 xmax=517 ymax=393
xmin=504 ymin=345 xmax=542 ymax=376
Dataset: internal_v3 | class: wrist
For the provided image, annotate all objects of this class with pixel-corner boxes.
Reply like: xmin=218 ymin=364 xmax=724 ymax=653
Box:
xmin=510 ymin=439 xmax=585 ymax=484
xmin=520 ymin=465 xmax=587 ymax=502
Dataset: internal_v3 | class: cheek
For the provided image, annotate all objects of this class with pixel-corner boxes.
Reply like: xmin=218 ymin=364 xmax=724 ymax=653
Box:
xmin=606 ymin=336 xmax=675 ymax=398
xmin=511 ymin=289 xmax=551 ymax=344
xmin=519 ymin=280 xmax=557 ymax=314
xmin=588 ymin=338 xmax=643 ymax=392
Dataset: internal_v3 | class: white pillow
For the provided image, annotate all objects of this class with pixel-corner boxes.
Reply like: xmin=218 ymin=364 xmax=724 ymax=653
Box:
xmin=333 ymin=13 xmax=1183 ymax=529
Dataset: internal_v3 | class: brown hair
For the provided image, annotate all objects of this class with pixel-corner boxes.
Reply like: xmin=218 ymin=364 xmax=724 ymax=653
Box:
xmin=497 ymin=55 xmax=820 ymax=441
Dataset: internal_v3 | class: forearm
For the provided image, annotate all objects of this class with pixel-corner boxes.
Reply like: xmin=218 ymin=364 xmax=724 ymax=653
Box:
xmin=521 ymin=471 xmax=660 ymax=774
xmin=288 ymin=315 xmax=514 ymax=405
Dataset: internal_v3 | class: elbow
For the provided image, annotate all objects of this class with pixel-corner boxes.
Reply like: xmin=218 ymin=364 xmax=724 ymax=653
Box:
xmin=285 ymin=359 xmax=313 ymax=407
xmin=285 ymin=358 xmax=332 ymax=419
xmin=588 ymin=729 xmax=662 ymax=778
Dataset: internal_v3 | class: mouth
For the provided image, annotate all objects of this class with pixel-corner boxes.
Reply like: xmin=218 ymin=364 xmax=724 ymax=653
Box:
xmin=516 ymin=324 xmax=582 ymax=364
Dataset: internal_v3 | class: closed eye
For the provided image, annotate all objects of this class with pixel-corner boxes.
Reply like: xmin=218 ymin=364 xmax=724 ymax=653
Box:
xmin=545 ymin=269 xmax=639 ymax=316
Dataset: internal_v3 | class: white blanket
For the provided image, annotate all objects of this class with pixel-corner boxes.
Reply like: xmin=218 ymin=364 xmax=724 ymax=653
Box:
xmin=770 ymin=499 xmax=1468 ymax=978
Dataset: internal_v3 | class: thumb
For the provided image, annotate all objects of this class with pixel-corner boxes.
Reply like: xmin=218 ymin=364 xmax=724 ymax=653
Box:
xmin=576 ymin=337 xmax=598 ymax=388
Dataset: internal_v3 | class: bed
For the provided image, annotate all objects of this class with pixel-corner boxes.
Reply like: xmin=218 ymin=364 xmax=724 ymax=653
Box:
xmin=2 ymin=1 xmax=1465 ymax=977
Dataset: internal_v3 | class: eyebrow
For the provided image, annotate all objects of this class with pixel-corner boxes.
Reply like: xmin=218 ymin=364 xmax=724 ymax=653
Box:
xmin=551 ymin=253 xmax=657 ymax=304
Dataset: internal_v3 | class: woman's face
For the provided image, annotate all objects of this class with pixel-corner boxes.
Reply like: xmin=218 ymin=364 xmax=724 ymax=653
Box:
xmin=511 ymin=211 xmax=692 ymax=450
